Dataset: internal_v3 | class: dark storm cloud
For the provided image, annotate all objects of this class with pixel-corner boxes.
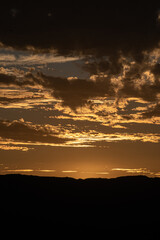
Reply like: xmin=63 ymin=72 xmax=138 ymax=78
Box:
xmin=0 ymin=5 xmax=159 ymax=62
xmin=0 ymin=119 xmax=70 ymax=144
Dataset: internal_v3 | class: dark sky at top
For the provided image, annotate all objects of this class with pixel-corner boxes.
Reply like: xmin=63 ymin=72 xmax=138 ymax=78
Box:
xmin=0 ymin=4 xmax=159 ymax=55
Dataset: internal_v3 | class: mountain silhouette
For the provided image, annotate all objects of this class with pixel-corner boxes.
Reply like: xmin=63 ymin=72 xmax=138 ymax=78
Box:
xmin=0 ymin=174 xmax=160 ymax=238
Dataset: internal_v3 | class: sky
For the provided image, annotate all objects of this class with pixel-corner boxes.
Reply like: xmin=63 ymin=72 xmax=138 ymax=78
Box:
xmin=0 ymin=4 xmax=160 ymax=178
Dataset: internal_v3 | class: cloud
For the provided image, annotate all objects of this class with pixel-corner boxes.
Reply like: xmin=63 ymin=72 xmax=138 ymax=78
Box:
xmin=0 ymin=49 xmax=81 ymax=66
xmin=0 ymin=96 xmax=43 ymax=105
xmin=151 ymin=63 xmax=160 ymax=77
xmin=83 ymin=56 xmax=123 ymax=76
xmin=0 ymin=59 xmax=160 ymax=132
xmin=1 ymin=10 xmax=160 ymax=118
xmin=0 ymin=71 xmax=36 ymax=87
xmin=1 ymin=67 xmax=160 ymax=134
xmin=0 ymin=117 xmax=160 ymax=152
xmin=0 ymin=145 xmax=30 ymax=151
xmin=16 ymin=6 xmax=159 ymax=110
xmin=0 ymin=68 xmax=115 ymax=109
xmin=52 ymin=98 xmax=160 ymax=129
xmin=5 ymin=169 xmax=34 ymax=172
xmin=0 ymin=119 xmax=71 ymax=145
xmin=0 ymin=6 xmax=159 ymax=55
xmin=0 ymin=51 xmax=160 ymax=110
xmin=23 ymin=72 xmax=115 ymax=109
xmin=142 ymin=104 xmax=160 ymax=119
xmin=4 ymin=169 xmax=56 ymax=173
xmin=0 ymin=5 xmax=159 ymax=90
xmin=0 ymin=72 xmax=17 ymax=85
xmin=0 ymin=95 xmax=56 ymax=109
xmin=112 ymin=167 xmax=154 ymax=175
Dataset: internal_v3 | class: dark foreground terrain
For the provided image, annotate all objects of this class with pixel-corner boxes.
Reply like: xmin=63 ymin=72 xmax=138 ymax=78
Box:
xmin=0 ymin=174 xmax=160 ymax=238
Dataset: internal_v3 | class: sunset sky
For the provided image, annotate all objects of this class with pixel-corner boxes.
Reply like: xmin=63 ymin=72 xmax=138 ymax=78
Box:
xmin=0 ymin=4 xmax=160 ymax=178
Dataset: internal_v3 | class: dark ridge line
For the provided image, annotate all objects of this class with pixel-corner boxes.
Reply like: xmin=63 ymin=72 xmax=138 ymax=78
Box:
xmin=0 ymin=173 xmax=159 ymax=181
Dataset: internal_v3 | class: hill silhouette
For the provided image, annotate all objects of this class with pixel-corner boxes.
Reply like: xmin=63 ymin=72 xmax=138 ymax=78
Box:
xmin=0 ymin=174 xmax=160 ymax=238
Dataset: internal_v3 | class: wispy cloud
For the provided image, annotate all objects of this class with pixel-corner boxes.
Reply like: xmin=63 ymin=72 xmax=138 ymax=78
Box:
xmin=3 ymin=169 xmax=56 ymax=173
xmin=36 ymin=169 xmax=56 ymax=173
xmin=6 ymin=169 xmax=34 ymax=172
xmin=0 ymin=48 xmax=82 ymax=66
xmin=0 ymin=145 xmax=30 ymax=151
xmin=112 ymin=167 xmax=154 ymax=175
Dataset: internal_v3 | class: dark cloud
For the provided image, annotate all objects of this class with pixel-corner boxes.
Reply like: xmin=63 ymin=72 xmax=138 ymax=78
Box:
xmin=0 ymin=5 xmax=159 ymax=61
xmin=142 ymin=104 xmax=160 ymax=119
xmin=117 ymin=60 xmax=160 ymax=102
xmin=37 ymin=73 xmax=115 ymax=109
xmin=151 ymin=63 xmax=160 ymax=78
xmin=0 ymin=73 xmax=16 ymax=85
xmin=0 ymin=72 xmax=36 ymax=87
xmin=0 ymin=119 xmax=70 ymax=144
xmin=122 ymin=115 xmax=133 ymax=120
xmin=119 ymin=78 xmax=159 ymax=102
xmin=83 ymin=56 xmax=123 ymax=76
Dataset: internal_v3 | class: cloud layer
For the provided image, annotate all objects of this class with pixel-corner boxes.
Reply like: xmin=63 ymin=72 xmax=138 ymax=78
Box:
xmin=0 ymin=58 xmax=160 ymax=110
xmin=0 ymin=5 xmax=160 ymax=151
xmin=0 ymin=119 xmax=71 ymax=146
xmin=0 ymin=6 xmax=159 ymax=51
xmin=0 ymin=5 xmax=160 ymax=112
